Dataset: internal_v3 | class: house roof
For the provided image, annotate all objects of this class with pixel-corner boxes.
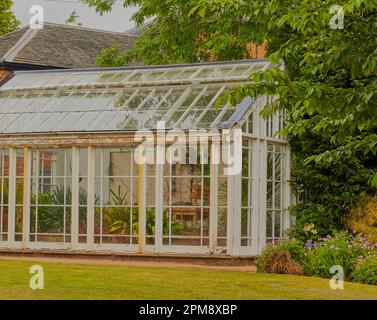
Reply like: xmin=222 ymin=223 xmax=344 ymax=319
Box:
xmin=0 ymin=60 xmax=273 ymax=134
xmin=0 ymin=23 xmax=136 ymax=69
xmin=124 ymin=21 xmax=153 ymax=37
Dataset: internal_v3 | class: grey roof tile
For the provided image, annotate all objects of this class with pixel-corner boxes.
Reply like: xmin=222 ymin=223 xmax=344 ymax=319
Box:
xmin=0 ymin=23 xmax=136 ymax=68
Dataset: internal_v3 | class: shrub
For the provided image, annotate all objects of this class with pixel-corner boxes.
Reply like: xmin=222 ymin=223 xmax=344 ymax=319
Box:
xmin=256 ymin=240 xmax=304 ymax=275
xmin=279 ymin=239 xmax=307 ymax=263
xmin=303 ymin=231 xmax=371 ymax=279
xmin=351 ymin=254 xmax=377 ymax=285
xmin=347 ymin=195 xmax=377 ymax=245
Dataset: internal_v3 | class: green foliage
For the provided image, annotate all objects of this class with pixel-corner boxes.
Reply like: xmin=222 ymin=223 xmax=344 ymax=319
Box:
xmin=82 ymin=0 xmax=377 ymax=239
xmin=102 ymin=187 xmax=133 ymax=234
xmin=351 ymin=254 xmax=377 ymax=285
xmin=225 ymin=0 xmax=377 ymax=238
xmin=64 ymin=10 xmax=82 ymax=26
xmin=257 ymin=232 xmax=377 ymax=284
xmin=81 ymin=0 xmax=267 ymax=66
xmin=303 ymin=231 xmax=370 ymax=279
xmin=0 ymin=1 xmax=19 ymax=37
xmin=288 ymin=140 xmax=374 ymax=238
xmin=102 ymin=187 xmax=183 ymax=236
xmin=279 ymin=239 xmax=307 ymax=263
xmin=96 ymin=42 xmax=128 ymax=67
xmin=32 ymin=186 xmax=88 ymax=233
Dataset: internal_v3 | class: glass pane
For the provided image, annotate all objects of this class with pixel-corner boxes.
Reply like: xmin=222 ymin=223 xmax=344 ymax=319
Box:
xmin=0 ymin=62 xmax=268 ymax=133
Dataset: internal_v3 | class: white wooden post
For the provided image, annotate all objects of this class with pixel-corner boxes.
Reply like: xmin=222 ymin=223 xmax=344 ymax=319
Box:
xmin=7 ymin=147 xmax=16 ymax=244
xmin=257 ymin=96 xmax=268 ymax=253
xmin=22 ymin=147 xmax=31 ymax=248
xmin=232 ymin=167 xmax=242 ymax=256
xmin=71 ymin=146 xmax=79 ymax=249
xmin=225 ymin=136 xmax=242 ymax=257
xmin=155 ymin=123 xmax=164 ymax=251
xmin=209 ymin=142 xmax=219 ymax=254
xmin=87 ymin=146 xmax=95 ymax=249
xmin=283 ymin=145 xmax=291 ymax=232
xmin=226 ymin=174 xmax=234 ymax=255
xmin=137 ymin=162 xmax=146 ymax=253
xmin=251 ymin=140 xmax=260 ymax=255
xmin=155 ymin=158 xmax=163 ymax=252
xmin=142 ymin=162 xmax=147 ymax=251
xmin=258 ymin=140 xmax=268 ymax=253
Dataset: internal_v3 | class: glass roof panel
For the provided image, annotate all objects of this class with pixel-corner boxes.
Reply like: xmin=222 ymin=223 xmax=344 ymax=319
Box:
xmin=94 ymin=91 xmax=121 ymax=109
xmin=175 ymin=69 xmax=197 ymax=80
xmin=124 ymin=90 xmax=151 ymax=110
xmin=31 ymin=76 xmax=50 ymax=88
xmin=27 ymin=93 xmax=55 ymax=112
xmin=227 ymin=65 xmax=253 ymax=77
xmin=12 ymin=92 xmax=40 ymax=112
xmin=41 ymin=91 xmax=71 ymax=112
xmin=86 ymin=110 xmax=120 ymax=131
xmin=105 ymin=110 xmax=130 ymax=131
xmin=37 ymin=113 xmax=69 ymax=132
xmin=12 ymin=76 xmax=36 ymax=89
xmin=0 ymin=114 xmax=19 ymax=132
xmin=44 ymin=74 xmax=70 ymax=87
xmin=218 ymin=108 xmax=236 ymax=124
xmin=197 ymin=67 xmax=234 ymax=79
xmin=197 ymin=108 xmax=224 ymax=128
xmin=59 ymin=92 xmax=87 ymax=111
xmin=179 ymin=108 xmax=203 ymax=129
xmin=4 ymin=113 xmax=35 ymax=133
xmin=104 ymin=72 xmax=132 ymax=84
xmin=22 ymin=113 xmax=53 ymax=132
xmin=0 ymin=61 xmax=269 ymax=133
xmin=3 ymin=61 xmax=270 ymax=90
xmin=69 ymin=112 xmax=102 ymax=131
xmin=0 ymin=92 xmax=25 ymax=113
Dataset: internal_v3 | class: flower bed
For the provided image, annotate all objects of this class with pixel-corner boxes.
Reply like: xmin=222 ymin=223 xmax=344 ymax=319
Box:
xmin=256 ymin=231 xmax=377 ymax=285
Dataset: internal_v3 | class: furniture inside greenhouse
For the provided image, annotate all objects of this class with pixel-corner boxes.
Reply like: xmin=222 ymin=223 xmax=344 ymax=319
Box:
xmin=0 ymin=60 xmax=291 ymax=256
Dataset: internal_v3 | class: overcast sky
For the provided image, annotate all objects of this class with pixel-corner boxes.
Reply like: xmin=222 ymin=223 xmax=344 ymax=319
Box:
xmin=13 ymin=0 xmax=138 ymax=32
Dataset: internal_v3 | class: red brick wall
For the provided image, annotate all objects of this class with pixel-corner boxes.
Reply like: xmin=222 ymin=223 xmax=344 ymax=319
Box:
xmin=247 ymin=42 xmax=267 ymax=59
xmin=2 ymin=156 xmax=24 ymax=176
xmin=0 ymin=69 xmax=11 ymax=82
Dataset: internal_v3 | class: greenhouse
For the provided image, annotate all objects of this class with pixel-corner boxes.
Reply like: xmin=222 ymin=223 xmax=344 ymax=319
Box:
xmin=0 ymin=60 xmax=291 ymax=256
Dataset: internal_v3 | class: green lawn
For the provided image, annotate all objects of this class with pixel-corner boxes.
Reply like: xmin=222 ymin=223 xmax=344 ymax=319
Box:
xmin=0 ymin=258 xmax=376 ymax=300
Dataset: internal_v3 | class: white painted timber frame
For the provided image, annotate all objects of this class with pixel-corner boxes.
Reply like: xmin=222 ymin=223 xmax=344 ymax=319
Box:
xmin=7 ymin=148 xmax=16 ymax=247
xmin=71 ymin=146 xmax=79 ymax=249
xmin=0 ymin=104 xmax=291 ymax=256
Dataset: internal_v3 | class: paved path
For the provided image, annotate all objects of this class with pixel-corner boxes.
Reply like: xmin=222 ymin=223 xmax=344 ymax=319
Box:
xmin=0 ymin=256 xmax=256 ymax=272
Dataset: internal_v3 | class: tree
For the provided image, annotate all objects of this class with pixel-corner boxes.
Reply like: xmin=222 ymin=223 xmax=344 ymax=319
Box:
xmin=81 ymin=0 xmax=267 ymax=66
xmin=220 ymin=0 xmax=377 ymax=237
xmin=0 ymin=0 xmax=19 ymax=37
xmin=83 ymin=0 xmax=377 ymax=237
xmin=65 ymin=10 xmax=82 ymax=26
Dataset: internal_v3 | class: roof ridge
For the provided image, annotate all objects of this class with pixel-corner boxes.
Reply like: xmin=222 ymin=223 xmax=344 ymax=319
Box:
xmin=2 ymin=27 xmax=40 ymax=63
xmin=0 ymin=25 xmax=29 ymax=42
xmin=12 ymin=59 xmax=271 ymax=75
xmin=0 ymin=22 xmax=136 ymax=43
xmin=40 ymin=21 xmax=135 ymax=36
xmin=123 ymin=20 xmax=154 ymax=36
